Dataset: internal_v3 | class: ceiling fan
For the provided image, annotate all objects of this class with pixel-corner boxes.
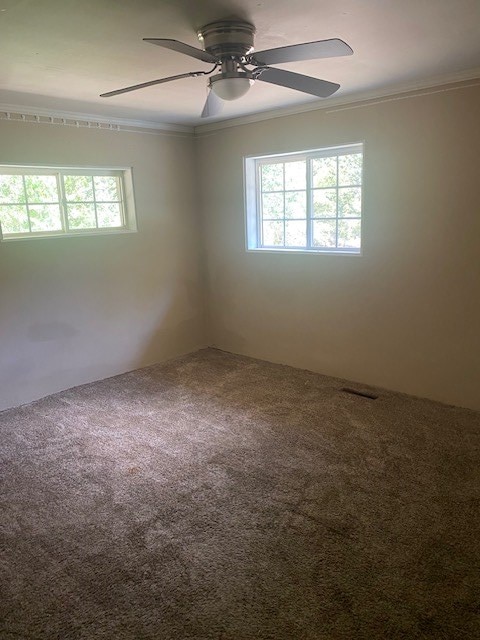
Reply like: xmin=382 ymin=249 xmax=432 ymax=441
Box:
xmin=100 ymin=20 xmax=353 ymax=118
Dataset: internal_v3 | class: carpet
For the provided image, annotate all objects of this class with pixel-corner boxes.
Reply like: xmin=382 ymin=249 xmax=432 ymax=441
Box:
xmin=1 ymin=348 xmax=479 ymax=639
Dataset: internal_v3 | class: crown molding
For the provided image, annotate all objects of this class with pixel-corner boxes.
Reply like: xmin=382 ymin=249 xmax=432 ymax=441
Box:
xmin=193 ymin=68 xmax=480 ymax=135
xmin=1 ymin=68 xmax=479 ymax=137
xmin=0 ymin=103 xmax=194 ymax=136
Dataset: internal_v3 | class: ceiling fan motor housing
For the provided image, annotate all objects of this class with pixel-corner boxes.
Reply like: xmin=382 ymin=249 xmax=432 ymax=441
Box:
xmin=197 ymin=21 xmax=256 ymax=59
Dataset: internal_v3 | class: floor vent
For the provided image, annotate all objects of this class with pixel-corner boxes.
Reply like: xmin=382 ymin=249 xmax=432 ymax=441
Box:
xmin=341 ymin=387 xmax=379 ymax=400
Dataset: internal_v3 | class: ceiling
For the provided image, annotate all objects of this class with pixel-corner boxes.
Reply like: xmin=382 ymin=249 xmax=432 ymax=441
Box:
xmin=1 ymin=0 xmax=479 ymax=128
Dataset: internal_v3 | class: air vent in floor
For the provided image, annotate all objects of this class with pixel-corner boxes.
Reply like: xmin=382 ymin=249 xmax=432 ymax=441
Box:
xmin=341 ymin=387 xmax=379 ymax=400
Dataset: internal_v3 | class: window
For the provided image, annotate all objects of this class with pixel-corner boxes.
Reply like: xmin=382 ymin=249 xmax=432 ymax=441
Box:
xmin=245 ymin=143 xmax=363 ymax=254
xmin=0 ymin=165 xmax=136 ymax=240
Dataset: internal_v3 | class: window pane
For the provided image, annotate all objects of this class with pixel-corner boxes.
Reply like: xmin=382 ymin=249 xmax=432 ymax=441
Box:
xmin=25 ymin=175 xmax=58 ymax=203
xmin=338 ymin=187 xmax=361 ymax=216
xmin=64 ymin=175 xmax=94 ymax=201
xmin=312 ymin=220 xmax=337 ymax=248
xmin=285 ymin=191 xmax=306 ymax=219
xmin=97 ymin=203 xmax=122 ymax=228
xmin=338 ymin=219 xmax=361 ymax=248
xmin=249 ymin=147 xmax=363 ymax=253
xmin=338 ymin=153 xmax=362 ymax=186
xmin=312 ymin=157 xmax=337 ymax=188
xmin=262 ymin=192 xmax=283 ymax=219
xmin=67 ymin=203 xmax=96 ymax=229
xmin=285 ymin=161 xmax=306 ymax=190
xmin=261 ymin=163 xmax=283 ymax=191
xmin=0 ymin=175 xmax=26 ymax=204
xmin=94 ymin=176 xmax=119 ymax=202
xmin=313 ymin=189 xmax=337 ymax=217
xmin=285 ymin=220 xmax=306 ymax=247
xmin=262 ymin=220 xmax=284 ymax=246
xmin=29 ymin=205 xmax=62 ymax=232
xmin=0 ymin=204 xmax=29 ymax=233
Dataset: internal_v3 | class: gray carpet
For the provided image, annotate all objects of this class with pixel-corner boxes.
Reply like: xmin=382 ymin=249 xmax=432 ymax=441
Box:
xmin=1 ymin=348 xmax=479 ymax=640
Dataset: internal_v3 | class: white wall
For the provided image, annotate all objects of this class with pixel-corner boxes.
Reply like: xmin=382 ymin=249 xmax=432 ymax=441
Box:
xmin=0 ymin=121 xmax=206 ymax=410
xmin=197 ymin=83 xmax=480 ymax=411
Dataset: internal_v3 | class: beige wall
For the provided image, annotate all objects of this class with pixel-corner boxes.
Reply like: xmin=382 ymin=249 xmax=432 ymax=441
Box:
xmin=197 ymin=83 xmax=480 ymax=411
xmin=2 ymin=83 xmax=479 ymax=412
xmin=0 ymin=121 xmax=206 ymax=410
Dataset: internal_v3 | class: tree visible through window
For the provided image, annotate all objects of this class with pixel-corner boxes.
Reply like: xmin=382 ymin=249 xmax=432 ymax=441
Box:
xmin=0 ymin=166 xmax=135 ymax=239
xmin=245 ymin=144 xmax=363 ymax=253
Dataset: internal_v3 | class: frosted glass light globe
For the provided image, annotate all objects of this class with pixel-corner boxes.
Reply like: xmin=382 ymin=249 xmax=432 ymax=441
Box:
xmin=211 ymin=77 xmax=253 ymax=101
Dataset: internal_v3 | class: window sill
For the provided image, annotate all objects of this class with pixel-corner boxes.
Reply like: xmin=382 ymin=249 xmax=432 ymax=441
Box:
xmin=246 ymin=247 xmax=362 ymax=256
xmin=1 ymin=228 xmax=137 ymax=242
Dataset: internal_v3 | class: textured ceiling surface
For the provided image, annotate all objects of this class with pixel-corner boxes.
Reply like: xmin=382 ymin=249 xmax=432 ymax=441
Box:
xmin=0 ymin=0 xmax=479 ymax=126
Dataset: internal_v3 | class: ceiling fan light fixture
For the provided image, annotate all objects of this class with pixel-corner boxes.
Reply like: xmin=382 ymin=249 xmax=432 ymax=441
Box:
xmin=101 ymin=20 xmax=353 ymax=116
xmin=210 ymin=75 xmax=254 ymax=101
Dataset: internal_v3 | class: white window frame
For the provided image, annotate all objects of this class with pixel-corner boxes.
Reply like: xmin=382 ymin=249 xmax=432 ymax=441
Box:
xmin=0 ymin=164 xmax=137 ymax=241
xmin=244 ymin=143 xmax=364 ymax=255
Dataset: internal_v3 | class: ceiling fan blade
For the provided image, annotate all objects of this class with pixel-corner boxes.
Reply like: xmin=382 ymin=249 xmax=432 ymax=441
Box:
xmin=143 ymin=38 xmax=218 ymax=64
xmin=257 ymin=67 xmax=340 ymax=98
xmin=249 ymin=38 xmax=353 ymax=66
xmin=100 ymin=71 xmax=208 ymax=97
xmin=201 ymin=90 xmax=224 ymax=118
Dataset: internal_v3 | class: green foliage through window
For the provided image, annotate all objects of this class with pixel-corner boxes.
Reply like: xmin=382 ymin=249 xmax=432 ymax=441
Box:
xmin=256 ymin=146 xmax=363 ymax=252
xmin=0 ymin=168 xmax=127 ymax=237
